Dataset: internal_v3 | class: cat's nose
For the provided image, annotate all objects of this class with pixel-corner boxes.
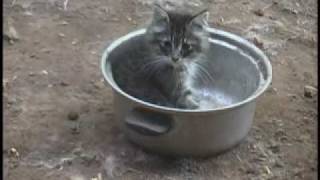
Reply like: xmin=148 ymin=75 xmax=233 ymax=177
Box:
xmin=172 ymin=56 xmax=180 ymax=62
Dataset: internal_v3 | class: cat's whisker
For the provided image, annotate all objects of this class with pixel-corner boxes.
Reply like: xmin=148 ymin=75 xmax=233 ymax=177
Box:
xmin=138 ymin=56 xmax=171 ymax=81
xmin=196 ymin=69 xmax=210 ymax=84
xmin=192 ymin=61 xmax=215 ymax=85
xmin=138 ymin=57 xmax=165 ymax=74
xmin=197 ymin=68 xmax=213 ymax=85
xmin=140 ymin=61 xmax=160 ymax=74
xmin=140 ymin=57 xmax=163 ymax=69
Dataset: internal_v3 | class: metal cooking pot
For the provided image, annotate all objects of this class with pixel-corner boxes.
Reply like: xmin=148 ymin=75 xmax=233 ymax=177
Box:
xmin=101 ymin=28 xmax=272 ymax=157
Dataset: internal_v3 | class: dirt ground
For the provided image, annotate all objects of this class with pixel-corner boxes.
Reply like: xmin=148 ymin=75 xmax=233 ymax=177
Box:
xmin=3 ymin=0 xmax=318 ymax=179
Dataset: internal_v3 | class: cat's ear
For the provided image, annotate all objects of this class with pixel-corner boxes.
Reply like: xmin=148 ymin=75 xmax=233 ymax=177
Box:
xmin=149 ymin=4 xmax=169 ymax=33
xmin=190 ymin=9 xmax=209 ymax=27
xmin=153 ymin=4 xmax=169 ymax=23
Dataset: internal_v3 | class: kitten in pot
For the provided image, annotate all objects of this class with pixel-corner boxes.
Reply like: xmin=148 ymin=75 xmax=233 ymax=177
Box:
xmin=142 ymin=2 xmax=212 ymax=109
xmin=112 ymin=1 xmax=213 ymax=109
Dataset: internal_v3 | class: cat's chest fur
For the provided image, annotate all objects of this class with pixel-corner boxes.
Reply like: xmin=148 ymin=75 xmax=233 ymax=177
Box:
xmin=152 ymin=59 xmax=200 ymax=108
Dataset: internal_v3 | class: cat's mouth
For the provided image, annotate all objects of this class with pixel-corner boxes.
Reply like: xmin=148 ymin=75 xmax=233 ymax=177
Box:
xmin=171 ymin=61 xmax=185 ymax=72
xmin=158 ymin=56 xmax=186 ymax=72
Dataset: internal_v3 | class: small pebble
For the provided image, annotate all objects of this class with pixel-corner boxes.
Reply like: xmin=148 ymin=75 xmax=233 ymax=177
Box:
xmin=304 ymin=85 xmax=317 ymax=98
xmin=29 ymin=54 xmax=37 ymax=58
xmin=72 ymin=39 xmax=78 ymax=45
xmin=287 ymin=94 xmax=297 ymax=99
xmin=68 ymin=111 xmax=79 ymax=121
xmin=269 ymin=144 xmax=280 ymax=153
xmin=59 ymin=21 xmax=69 ymax=25
xmin=9 ymin=148 xmax=19 ymax=158
xmin=4 ymin=25 xmax=20 ymax=42
xmin=24 ymin=11 xmax=33 ymax=16
xmin=274 ymin=161 xmax=284 ymax=168
xmin=58 ymin=33 xmax=65 ymax=38
xmin=93 ymin=81 xmax=103 ymax=89
xmin=219 ymin=16 xmax=224 ymax=23
xmin=12 ymin=75 xmax=18 ymax=81
xmin=54 ymin=164 xmax=62 ymax=169
xmin=41 ymin=70 xmax=48 ymax=75
xmin=10 ymin=148 xmax=17 ymax=153
xmin=60 ymin=81 xmax=69 ymax=86
xmin=264 ymin=166 xmax=271 ymax=175
xmin=253 ymin=37 xmax=264 ymax=49
xmin=253 ymin=9 xmax=264 ymax=16
xmin=311 ymin=166 xmax=316 ymax=171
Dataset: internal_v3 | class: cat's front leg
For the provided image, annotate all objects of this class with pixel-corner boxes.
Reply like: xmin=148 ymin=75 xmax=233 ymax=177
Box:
xmin=176 ymin=90 xmax=200 ymax=109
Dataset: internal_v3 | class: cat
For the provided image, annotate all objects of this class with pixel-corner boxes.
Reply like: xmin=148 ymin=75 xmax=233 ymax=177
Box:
xmin=141 ymin=2 xmax=211 ymax=109
xmin=111 ymin=1 xmax=212 ymax=109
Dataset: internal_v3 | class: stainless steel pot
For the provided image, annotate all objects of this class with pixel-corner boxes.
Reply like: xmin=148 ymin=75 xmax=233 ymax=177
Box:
xmin=101 ymin=28 xmax=272 ymax=157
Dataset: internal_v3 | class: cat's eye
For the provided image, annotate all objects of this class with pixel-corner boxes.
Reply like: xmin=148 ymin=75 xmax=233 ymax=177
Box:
xmin=160 ymin=40 xmax=171 ymax=49
xmin=182 ymin=43 xmax=194 ymax=56
xmin=183 ymin=43 xmax=192 ymax=51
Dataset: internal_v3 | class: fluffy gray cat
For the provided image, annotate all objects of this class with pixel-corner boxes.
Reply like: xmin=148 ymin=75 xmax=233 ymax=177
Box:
xmin=143 ymin=3 xmax=210 ymax=109
xmin=112 ymin=2 xmax=212 ymax=109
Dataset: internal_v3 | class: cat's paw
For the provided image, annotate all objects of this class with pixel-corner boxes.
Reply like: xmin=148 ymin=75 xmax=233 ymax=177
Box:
xmin=177 ymin=94 xmax=200 ymax=109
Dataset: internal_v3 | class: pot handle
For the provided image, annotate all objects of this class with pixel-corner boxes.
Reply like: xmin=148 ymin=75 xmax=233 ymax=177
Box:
xmin=125 ymin=108 xmax=173 ymax=136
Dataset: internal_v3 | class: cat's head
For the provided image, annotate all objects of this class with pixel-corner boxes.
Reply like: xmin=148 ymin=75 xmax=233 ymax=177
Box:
xmin=146 ymin=3 xmax=210 ymax=67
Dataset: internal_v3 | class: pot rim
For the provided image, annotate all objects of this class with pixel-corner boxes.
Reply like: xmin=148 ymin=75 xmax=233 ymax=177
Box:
xmin=101 ymin=28 xmax=272 ymax=113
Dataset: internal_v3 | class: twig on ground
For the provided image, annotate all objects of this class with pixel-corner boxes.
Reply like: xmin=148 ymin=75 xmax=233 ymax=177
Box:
xmin=262 ymin=3 xmax=274 ymax=11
